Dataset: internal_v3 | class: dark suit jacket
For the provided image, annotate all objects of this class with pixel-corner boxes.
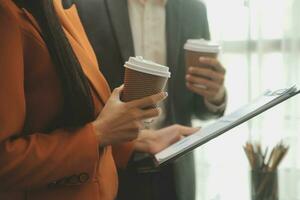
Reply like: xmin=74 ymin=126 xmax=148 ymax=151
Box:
xmin=75 ymin=0 xmax=223 ymax=199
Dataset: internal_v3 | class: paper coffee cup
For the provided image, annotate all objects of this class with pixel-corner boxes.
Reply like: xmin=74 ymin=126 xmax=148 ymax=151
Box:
xmin=184 ymin=39 xmax=221 ymax=89
xmin=122 ymin=56 xmax=171 ymax=108
xmin=184 ymin=39 xmax=221 ymax=70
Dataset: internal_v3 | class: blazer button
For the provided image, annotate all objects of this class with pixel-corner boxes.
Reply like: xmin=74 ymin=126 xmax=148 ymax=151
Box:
xmin=56 ymin=177 xmax=68 ymax=186
xmin=48 ymin=181 xmax=57 ymax=188
xmin=67 ymin=175 xmax=80 ymax=185
xmin=78 ymin=173 xmax=89 ymax=183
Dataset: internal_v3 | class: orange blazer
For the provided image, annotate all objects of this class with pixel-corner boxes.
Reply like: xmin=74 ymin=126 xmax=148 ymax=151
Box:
xmin=0 ymin=0 xmax=134 ymax=199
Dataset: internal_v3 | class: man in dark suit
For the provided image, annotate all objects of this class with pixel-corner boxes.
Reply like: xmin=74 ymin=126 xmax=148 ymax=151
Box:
xmin=75 ymin=0 xmax=227 ymax=200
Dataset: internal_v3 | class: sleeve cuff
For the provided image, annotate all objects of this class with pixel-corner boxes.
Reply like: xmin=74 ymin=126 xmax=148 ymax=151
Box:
xmin=204 ymin=91 xmax=227 ymax=113
xmin=112 ymin=141 xmax=135 ymax=169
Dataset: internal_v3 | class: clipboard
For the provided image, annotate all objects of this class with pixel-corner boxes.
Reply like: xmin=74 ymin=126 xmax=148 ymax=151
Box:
xmin=154 ymin=85 xmax=300 ymax=166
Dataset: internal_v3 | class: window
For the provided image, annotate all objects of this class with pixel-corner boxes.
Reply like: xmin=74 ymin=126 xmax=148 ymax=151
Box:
xmin=195 ymin=0 xmax=300 ymax=199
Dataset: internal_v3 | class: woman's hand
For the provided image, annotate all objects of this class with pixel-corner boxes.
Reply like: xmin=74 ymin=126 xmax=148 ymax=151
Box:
xmin=92 ymin=85 xmax=167 ymax=147
xmin=134 ymin=125 xmax=200 ymax=154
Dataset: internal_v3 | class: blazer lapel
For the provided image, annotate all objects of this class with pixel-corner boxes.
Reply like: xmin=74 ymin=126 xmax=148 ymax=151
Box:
xmin=106 ymin=0 xmax=135 ymax=62
xmin=166 ymin=0 xmax=182 ymax=75
xmin=53 ymin=0 xmax=111 ymax=103
xmin=165 ymin=0 xmax=182 ymax=123
xmin=22 ymin=9 xmax=43 ymax=35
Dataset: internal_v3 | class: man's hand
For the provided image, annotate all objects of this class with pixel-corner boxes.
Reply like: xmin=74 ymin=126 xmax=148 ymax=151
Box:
xmin=185 ymin=57 xmax=226 ymax=105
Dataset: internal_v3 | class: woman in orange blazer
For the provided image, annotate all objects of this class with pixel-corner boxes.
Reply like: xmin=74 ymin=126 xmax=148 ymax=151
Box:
xmin=0 ymin=0 xmax=197 ymax=199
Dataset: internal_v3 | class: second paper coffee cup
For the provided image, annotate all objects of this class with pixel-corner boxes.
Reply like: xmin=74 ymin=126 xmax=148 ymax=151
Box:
xmin=122 ymin=56 xmax=171 ymax=108
xmin=184 ymin=39 xmax=221 ymax=70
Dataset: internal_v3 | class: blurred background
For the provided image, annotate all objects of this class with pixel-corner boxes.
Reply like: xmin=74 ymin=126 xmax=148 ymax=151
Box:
xmin=193 ymin=0 xmax=300 ymax=199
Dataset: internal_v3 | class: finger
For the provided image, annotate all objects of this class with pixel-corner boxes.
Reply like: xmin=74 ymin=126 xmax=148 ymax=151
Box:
xmin=165 ymin=133 xmax=182 ymax=147
xmin=128 ymin=92 xmax=168 ymax=109
xmin=128 ymin=108 xmax=162 ymax=121
xmin=150 ymin=132 xmax=181 ymax=154
xmin=157 ymin=125 xmax=199 ymax=149
xmin=111 ymin=85 xmax=124 ymax=99
xmin=177 ymin=125 xmax=200 ymax=136
xmin=186 ymin=82 xmax=217 ymax=98
xmin=199 ymin=57 xmax=226 ymax=73
xmin=117 ymin=121 xmax=144 ymax=132
xmin=188 ymin=67 xmax=225 ymax=84
xmin=186 ymin=75 xmax=220 ymax=91
xmin=140 ymin=107 xmax=162 ymax=120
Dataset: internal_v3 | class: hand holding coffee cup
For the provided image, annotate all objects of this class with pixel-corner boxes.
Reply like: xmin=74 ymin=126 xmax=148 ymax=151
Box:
xmin=184 ymin=39 xmax=226 ymax=104
xmin=93 ymin=85 xmax=168 ymax=147
xmin=121 ymin=56 xmax=171 ymax=122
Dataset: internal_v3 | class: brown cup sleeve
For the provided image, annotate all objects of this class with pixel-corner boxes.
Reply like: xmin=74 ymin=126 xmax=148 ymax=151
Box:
xmin=122 ymin=68 xmax=168 ymax=108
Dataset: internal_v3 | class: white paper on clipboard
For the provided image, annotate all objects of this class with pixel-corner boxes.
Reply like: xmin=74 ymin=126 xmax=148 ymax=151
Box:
xmin=154 ymin=85 xmax=300 ymax=166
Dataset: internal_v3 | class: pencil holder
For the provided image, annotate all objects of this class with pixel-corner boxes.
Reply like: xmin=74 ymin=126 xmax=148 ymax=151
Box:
xmin=251 ymin=170 xmax=278 ymax=200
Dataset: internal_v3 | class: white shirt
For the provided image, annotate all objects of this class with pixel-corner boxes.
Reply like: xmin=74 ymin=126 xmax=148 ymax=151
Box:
xmin=128 ymin=0 xmax=168 ymax=129
xmin=127 ymin=0 xmax=226 ymax=129
xmin=128 ymin=0 xmax=167 ymax=66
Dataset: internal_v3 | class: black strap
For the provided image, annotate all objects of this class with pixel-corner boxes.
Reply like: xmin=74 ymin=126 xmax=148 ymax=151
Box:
xmin=62 ymin=0 xmax=74 ymax=9
xmin=12 ymin=0 xmax=26 ymax=9
xmin=13 ymin=0 xmax=74 ymax=10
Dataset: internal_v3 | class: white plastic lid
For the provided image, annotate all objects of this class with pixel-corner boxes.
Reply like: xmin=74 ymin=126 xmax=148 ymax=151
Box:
xmin=124 ymin=56 xmax=171 ymax=78
xmin=184 ymin=39 xmax=221 ymax=53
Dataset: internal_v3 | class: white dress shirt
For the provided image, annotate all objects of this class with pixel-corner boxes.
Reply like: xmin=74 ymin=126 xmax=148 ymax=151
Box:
xmin=128 ymin=0 xmax=167 ymax=66
xmin=127 ymin=0 xmax=226 ymax=129
xmin=128 ymin=0 xmax=168 ymax=129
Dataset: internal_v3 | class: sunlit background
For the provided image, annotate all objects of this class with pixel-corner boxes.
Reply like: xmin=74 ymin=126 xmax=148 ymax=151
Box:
xmin=193 ymin=0 xmax=300 ymax=199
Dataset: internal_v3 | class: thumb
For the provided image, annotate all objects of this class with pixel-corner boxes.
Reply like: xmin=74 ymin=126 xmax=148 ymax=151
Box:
xmin=158 ymin=130 xmax=181 ymax=151
xmin=111 ymin=84 xmax=124 ymax=100
xmin=167 ymin=133 xmax=182 ymax=146
xmin=164 ymin=126 xmax=199 ymax=147
xmin=180 ymin=126 xmax=200 ymax=137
